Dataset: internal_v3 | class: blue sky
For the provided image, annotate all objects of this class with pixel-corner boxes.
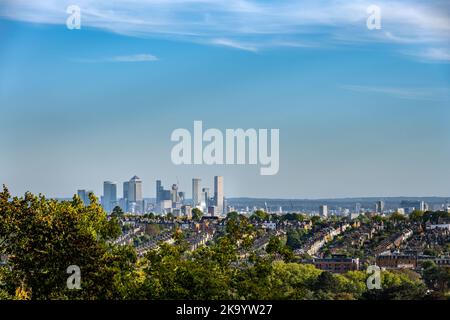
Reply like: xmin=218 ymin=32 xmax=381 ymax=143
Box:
xmin=0 ymin=0 xmax=449 ymax=199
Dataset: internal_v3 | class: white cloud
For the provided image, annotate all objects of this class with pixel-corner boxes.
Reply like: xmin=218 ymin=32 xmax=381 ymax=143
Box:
xmin=341 ymin=84 xmax=450 ymax=101
xmin=109 ymin=54 xmax=158 ymax=62
xmin=72 ymin=54 xmax=158 ymax=63
xmin=1 ymin=0 xmax=449 ymax=58
xmin=211 ymin=38 xmax=258 ymax=52
xmin=413 ymin=48 xmax=450 ymax=62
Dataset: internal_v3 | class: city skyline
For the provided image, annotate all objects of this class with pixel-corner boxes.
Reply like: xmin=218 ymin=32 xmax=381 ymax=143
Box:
xmin=73 ymin=174 xmax=450 ymax=202
xmin=75 ymin=174 xmax=450 ymax=218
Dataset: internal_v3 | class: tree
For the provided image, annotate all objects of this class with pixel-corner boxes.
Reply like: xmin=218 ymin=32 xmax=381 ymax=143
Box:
xmin=363 ymin=270 xmax=427 ymax=300
xmin=111 ymin=206 xmax=124 ymax=218
xmin=409 ymin=210 xmax=424 ymax=222
xmin=286 ymin=229 xmax=303 ymax=250
xmin=266 ymin=236 xmax=283 ymax=254
xmin=226 ymin=211 xmax=239 ymax=221
xmin=314 ymin=271 xmax=340 ymax=292
xmin=250 ymin=210 xmax=269 ymax=222
xmin=0 ymin=186 xmax=138 ymax=300
xmin=311 ymin=216 xmax=322 ymax=225
xmin=390 ymin=212 xmax=407 ymax=222
xmin=192 ymin=208 xmax=203 ymax=221
xmin=422 ymin=262 xmax=450 ymax=294
xmin=371 ymin=215 xmax=384 ymax=223
xmin=166 ymin=212 xmax=175 ymax=220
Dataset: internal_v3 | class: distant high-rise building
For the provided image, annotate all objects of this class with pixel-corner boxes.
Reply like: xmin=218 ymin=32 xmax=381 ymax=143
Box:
xmin=103 ymin=181 xmax=117 ymax=213
xmin=170 ymin=184 xmax=178 ymax=203
xmin=128 ymin=175 xmax=143 ymax=213
xmin=208 ymin=206 xmax=216 ymax=216
xmin=192 ymin=178 xmax=201 ymax=207
xmin=181 ymin=205 xmax=192 ymax=219
xmin=376 ymin=200 xmax=384 ymax=213
xmin=178 ymin=191 xmax=185 ymax=203
xmin=319 ymin=205 xmax=328 ymax=217
xmin=355 ymin=203 xmax=361 ymax=213
xmin=214 ymin=176 xmax=224 ymax=214
xmin=156 ymin=180 xmax=163 ymax=204
xmin=128 ymin=176 xmax=143 ymax=202
xmin=123 ymin=181 xmax=129 ymax=199
xmin=202 ymin=187 xmax=210 ymax=209
xmin=77 ymin=189 xmax=89 ymax=205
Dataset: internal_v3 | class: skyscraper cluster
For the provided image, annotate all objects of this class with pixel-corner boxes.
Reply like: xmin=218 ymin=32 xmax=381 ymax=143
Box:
xmin=101 ymin=176 xmax=144 ymax=214
xmin=155 ymin=180 xmax=185 ymax=213
xmin=190 ymin=176 xmax=224 ymax=216
xmin=77 ymin=175 xmax=225 ymax=216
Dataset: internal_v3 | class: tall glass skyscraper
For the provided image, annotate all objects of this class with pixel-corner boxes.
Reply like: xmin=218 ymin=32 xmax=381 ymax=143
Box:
xmin=103 ymin=181 xmax=117 ymax=213
xmin=128 ymin=176 xmax=143 ymax=203
xmin=214 ymin=176 xmax=224 ymax=214
xmin=192 ymin=178 xmax=201 ymax=207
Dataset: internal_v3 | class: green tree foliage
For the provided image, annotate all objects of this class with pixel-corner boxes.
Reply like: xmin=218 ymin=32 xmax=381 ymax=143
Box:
xmin=390 ymin=212 xmax=407 ymax=222
xmin=0 ymin=187 xmax=446 ymax=300
xmin=310 ymin=216 xmax=322 ymax=225
xmin=250 ymin=210 xmax=269 ymax=222
xmin=0 ymin=186 xmax=138 ymax=300
xmin=191 ymin=208 xmax=203 ymax=221
xmin=266 ymin=236 xmax=283 ymax=254
xmin=111 ymin=206 xmax=124 ymax=218
xmin=282 ymin=213 xmax=306 ymax=221
xmin=226 ymin=211 xmax=239 ymax=221
xmin=422 ymin=261 xmax=450 ymax=295
xmin=362 ymin=269 xmax=427 ymax=300
xmin=286 ymin=229 xmax=305 ymax=250
xmin=423 ymin=211 xmax=450 ymax=223
xmin=409 ymin=210 xmax=424 ymax=222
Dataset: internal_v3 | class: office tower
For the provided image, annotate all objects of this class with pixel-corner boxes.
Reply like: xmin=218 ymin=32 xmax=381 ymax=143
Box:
xmin=171 ymin=184 xmax=179 ymax=204
xmin=122 ymin=181 xmax=130 ymax=212
xmin=123 ymin=181 xmax=129 ymax=199
xmin=202 ymin=187 xmax=210 ymax=209
xmin=223 ymin=197 xmax=228 ymax=214
xmin=182 ymin=205 xmax=192 ymax=219
xmin=319 ymin=205 xmax=328 ymax=217
xmin=178 ymin=192 xmax=185 ymax=203
xmin=77 ymin=189 xmax=89 ymax=205
xmin=375 ymin=200 xmax=384 ymax=213
xmin=355 ymin=203 xmax=361 ymax=214
xmin=214 ymin=176 xmax=224 ymax=214
xmin=128 ymin=176 xmax=143 ymax=202
xmin=156 ymin=180 xmax=163 ymax=204
xmin=156 ymin=180 xmax=171 ymax=203
xmin=192 ymin=178 xmax=201 ymax=207
xmin=162 ymin=190 xmax=171 ymax=201
xmin=208 ymin=206 xmax=216 ymax=216
xmin=128 ymin=176 xmax=143 ymax=213
xmin=418 ymin=201 xmax=426 ymax=212
xmin=103 ymin=181 xmax=117 ymax=213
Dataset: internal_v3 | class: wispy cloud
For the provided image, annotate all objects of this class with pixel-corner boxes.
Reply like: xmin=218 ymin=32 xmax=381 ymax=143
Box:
xmin=1 ymin=0 xmax=449 ymax=59
xmin=340 ymin=84 xmax=450 ymax=101
xmin=108 ymin=54 xmax=158 ymax=62
xmin=211 ymin=38 xmax=258 ymax=52
xmin=72 ymin=53 xmax=158 ymax=63
xmin=410 ymin=48 xmax=450 ymax=63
